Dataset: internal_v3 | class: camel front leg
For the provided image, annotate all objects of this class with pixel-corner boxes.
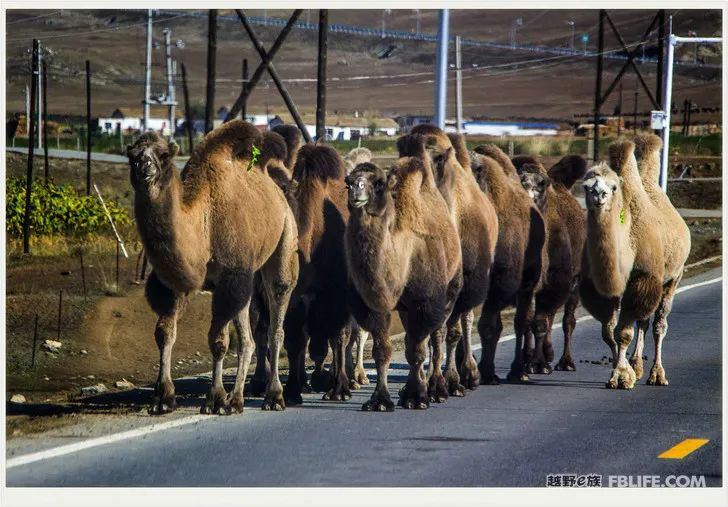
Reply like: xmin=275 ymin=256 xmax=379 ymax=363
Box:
xmin=477 ymin=306 xmax=504 ymax=385
xmin=145 ymin=271 xmax=186 ymax=415
xmin=458 ymin=311 xmax=480 ymax=390
xmin=647 ymin=276 xmax=681 ymax=386
xmin=428 ymin=325 xmax=449 ymax=403
xmin=400 ymin=334 xmax=430 ymax=409
xmin=630 ymin=319 xmax=649 ymax=380
xmin=530 ymin=310 xmax=553 ymax=375
xmin=444 ymin=315 xmax=465 ymax=397
xmin=361 ymin=311 xmax=394 ymax=412
xmin=245 ymin=293 xmax=269 ymax=397
xmin=607 ymin=313 xmax=638 ymax=390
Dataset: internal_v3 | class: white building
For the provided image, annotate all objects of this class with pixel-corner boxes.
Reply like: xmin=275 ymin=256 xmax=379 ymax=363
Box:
xmin=98 ymin=107 xmax=182 ymax=136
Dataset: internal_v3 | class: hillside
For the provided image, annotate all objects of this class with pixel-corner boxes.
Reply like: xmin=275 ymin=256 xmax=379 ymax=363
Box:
xmin=5 ymin=9 xmax=722 ymax=123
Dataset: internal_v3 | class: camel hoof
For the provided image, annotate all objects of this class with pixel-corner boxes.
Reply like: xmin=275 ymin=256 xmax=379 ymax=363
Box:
xmin=554 ymin=356 xmax=576 ymax=372
xmin=646 ymin=365 xmax=669 ymax=386
xmin=244 ymin=377 xmax=267 ymax=397
xmin=480 ymin=373 xmax=500 ymax=386
xmin=349 ymin=379 xmax=361 ymax=390
xmin=226 ymin=393 xmax=245 ymax=414
xmin=262 ymin=392 xmax=286 ymax=411
xmin=310 ymin=369 xmax=333 ymax=393
xmin=300 ymin=382 xmax=313 ymax=394
xmin=525 ymin=363 xmax=536 ymax=374
xmin=148 ymin=394 xmax=176 ymax=415
xmin=352 ymin=368 xmax=370 ymax=386
xmin=459 ymin=362 xmax=480 ymax=391
xmin=532 ymin=363 xmax=552 ymax=375
xmin=507 ymin=369 xmax=529 ymax=382
xmin=398 ymin=397 xmax=429 ymax=410
xmin=201 ymin=387 xmax=229 ymax=415
xmin=283 ymin=384 xmax=303 ymax=406
xmin=606 ymin=364 xmax=636 ymax=390
xmin=361 ymin=393 xmax=394 ymax=412
xmin=323 ymin=382 xmax=352 ymax=401
xmin=428 ymin=373 xmax=449 ymax=403
xmin=629 ymin=357 xmax=645 ymax=380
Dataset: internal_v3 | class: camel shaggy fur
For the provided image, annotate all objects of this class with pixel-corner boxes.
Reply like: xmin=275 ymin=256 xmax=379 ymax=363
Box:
xmin=631 ymin=133 xmax=691 ymax=384
xmin=398 ymin=126 xmax=498 ymax=399
xmin=513 ymin=155 xmax=586 ymax=373
xmin=469 ymin=145 xmax=546 ymax=384
xmin=127 ymin=121 xmax=298 ymax=414
xmin=345 ymin=158 xmax=462 ymax=410
xmin=580 ymin=139 xmax=676 ymax=389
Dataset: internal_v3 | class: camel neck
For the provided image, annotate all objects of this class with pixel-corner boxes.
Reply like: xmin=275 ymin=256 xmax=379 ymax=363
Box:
xmin=586 ymin=204 xmax=631 ymax=297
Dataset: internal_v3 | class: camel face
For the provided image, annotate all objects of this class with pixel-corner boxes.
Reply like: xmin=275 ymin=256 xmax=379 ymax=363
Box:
xmin=583 ymin=168 xmax=620 ymax=212
xmin=345 ymin=163 xmax=391 ymax=216
xmin=519 ymin=171 xmax=550 ymax=210
xmin=127 ymin=133 xmax=178 ymax=192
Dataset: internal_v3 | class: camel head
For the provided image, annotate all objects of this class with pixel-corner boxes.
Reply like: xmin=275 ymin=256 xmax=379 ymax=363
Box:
xmin=518 ymin=164 xmax=551 ymax=211
xmin=345 ymin=162 xmax=395 ymax=217
xmin=583 ymin=163 xmax=623 ymax=213
xmin=127 ymin=132 xmax=179 ymax=193
xmin=405 ymin=124 xmax=455 ymax=183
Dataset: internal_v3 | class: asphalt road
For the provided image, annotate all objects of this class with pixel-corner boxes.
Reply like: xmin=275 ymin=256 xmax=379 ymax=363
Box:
xmin=6 ymin=269 xmax=722 ymax=487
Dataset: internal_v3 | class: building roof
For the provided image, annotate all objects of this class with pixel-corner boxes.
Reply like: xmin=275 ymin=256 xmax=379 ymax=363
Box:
xmin=108 ymin=107 xmax=184 ymax=119
xmin=274 ymin=112 xmax=398 ymax=130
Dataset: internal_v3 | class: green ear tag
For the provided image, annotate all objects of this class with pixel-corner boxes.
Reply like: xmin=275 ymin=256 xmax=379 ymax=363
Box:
xmin=619 ymin=208 xmax=625 ymax=224
xmin=247 ymin=145 xmax=261 ymax=171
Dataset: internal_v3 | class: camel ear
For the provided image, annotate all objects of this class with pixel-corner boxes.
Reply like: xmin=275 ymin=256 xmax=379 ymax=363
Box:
xmin=386 ymin=172 xmax=398 ymax=190
xmin=168 ymin=141 xmax=179 ymax=159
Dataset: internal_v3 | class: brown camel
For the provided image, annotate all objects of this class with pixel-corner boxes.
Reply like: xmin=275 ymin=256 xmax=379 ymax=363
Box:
xmin=345 ymin=157 xmax=462 ymax=410
xmin=468 ymin=145 xmax=546 ymax=384
xmin=397 ymin=126 xmax=498 ymax=400
xmin=127 ymin=121 xmax=298 ymax=414
xmin=579 ymin=139 xmax=670 ymax=389
xmin=271 ymin=124 xmax=303 ymax=171
xmin=632 ymin=133 xmax=691 ymax=384
xmin=512 ymin=155 xmax=587 ymax=373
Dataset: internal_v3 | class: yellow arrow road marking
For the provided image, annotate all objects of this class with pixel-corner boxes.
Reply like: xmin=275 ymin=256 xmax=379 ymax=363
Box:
xmin=658 ymin=438 xmax=710 ymax=459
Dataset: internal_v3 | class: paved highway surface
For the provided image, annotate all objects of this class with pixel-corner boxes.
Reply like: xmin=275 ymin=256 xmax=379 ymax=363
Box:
xmin=6 ymin=269 xmax=722 ymax=487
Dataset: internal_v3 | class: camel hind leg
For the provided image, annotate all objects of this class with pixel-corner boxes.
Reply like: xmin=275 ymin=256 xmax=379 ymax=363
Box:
xmin=202 ymin=270 xmax=253 ymax=415
xmin=444 ymin=315 xmax=465 ymax=397
xmin=555 ymin=284 xmax=579 ymax=372
xmin=229 ymin=298 xmax=255 ymax=413
xmin=477 ymin=306 xmax=504 ymax=385
xmin=459 ymin=311 xmax=480 ymax=389
xmin=630 ymin=319 xmax=649 ymax=380
xmin=145 ymin=271 xmax=187 ymax=415
xmin=428 ymin=325 xmax=449 ymax=403
xmin=508 ymin=290 xmax=535 ymax=382
xmin=259 ymin=214 xmax=298 ymax=411
xmin=647 ymin=274 xmax=681 ymax=386
xmin=346 ymin=323 xmax=369 ymax=389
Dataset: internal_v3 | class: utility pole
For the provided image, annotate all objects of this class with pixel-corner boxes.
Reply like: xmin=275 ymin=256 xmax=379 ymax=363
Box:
xmin=181 ymin=62 xmax=194 ymax=154
xmin=633 ymin=82 xmax=639 ymax=134
xmin=23 ymin=39 xmax=39 ymax=255
xmin=37 ymin=41 xmax=42 ymax=149
xmin=86 ymin=59 xmax=92 ymax=196
xmin=316 ymin=10 xmax=328 ymax=142
xmin=205 ymin=9 xmax=217 ymax=134
xmin=455 ymin=35 xmax=463 ymax=133
xmin=42 ymin=60 xmax=49 ymax=182
xmin=164 ymin=28 xmax=176 ymax=141
xmin=567 ymin=20 xmax=575 ymax=50
xmin=592 ymin=10 xmax=605 ymax=161
xmin=433 ymin=9 xmax=449 ymax=129
xmin=143 ymin=10 xmax=152 ymax=132
xmin=25 ymin=83 xmax=30 ymax=131
xmin=616 ymin=81 xmax=623 ymax=135
xmin=241 ymin=58 xmax=248 ymax=120
xmin=686 ymin=99 xmax=693 ymax=136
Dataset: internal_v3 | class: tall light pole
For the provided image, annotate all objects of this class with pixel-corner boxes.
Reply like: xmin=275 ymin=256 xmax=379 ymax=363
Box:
xmin=455 ymin=35 xmax=463 ymax=133
xmin=566 ymin=20 xmax=575 ymax=50
xmin=413 ymin=9 xmax=420 ymax=33
xmin=510 ymin=17 xmax=523 ymax=48
xmin=143 ymin=9 xmax=152 ymax=132
xmin=381 ymin=9 xmax=391 ymax=38
xmin=433 ymin=9 xmax=449 ymax=129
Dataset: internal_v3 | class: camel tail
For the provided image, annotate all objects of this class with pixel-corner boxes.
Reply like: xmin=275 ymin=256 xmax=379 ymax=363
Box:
xmin=446 ymin=133 xmax=471 ymax=170
xmin=633 ymin=133 xmax=662 ymax=185
xmin=292 ymin=144 xmax=344 ymax=183
xmin=548 ymin=155 xmax=587 ymax=190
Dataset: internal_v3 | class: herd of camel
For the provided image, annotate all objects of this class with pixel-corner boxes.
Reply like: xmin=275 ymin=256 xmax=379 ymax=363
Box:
xmin=126 ymin=120 xmax=690 ymax=415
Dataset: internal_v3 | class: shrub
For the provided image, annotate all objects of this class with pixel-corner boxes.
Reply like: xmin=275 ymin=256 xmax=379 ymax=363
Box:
xmin=6 ymin=177 xmax=131 ymax=238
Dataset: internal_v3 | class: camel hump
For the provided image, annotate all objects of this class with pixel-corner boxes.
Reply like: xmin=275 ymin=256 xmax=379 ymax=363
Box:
xmin=193 ymin=119 xmax=262 ymax=165
xmin=447 ymin=133 xmax=471 ymax=170
xmin=511 ymin=155 xmax=540 ymax=173
xmin=548 ymin=155 xmax=587 ymax=190
xmin=260 ymin=131 xmax=288 ymax=168
xmin=633 ymin=132 xmax=662 ymax=156
xmin=473 ymin=144 xmax=519 ymax=177
xmin=396 ymin=132 xmax=428 ymax=159
xmin=607 ymin=139 xmax=636 ymax=175
xmin=292 ymin=144 xmax=344 ymax=183
xmin=271 ymin=124 xmax=303 ymax=168
xmin=344 ymin=147 xmax=372 ymax=166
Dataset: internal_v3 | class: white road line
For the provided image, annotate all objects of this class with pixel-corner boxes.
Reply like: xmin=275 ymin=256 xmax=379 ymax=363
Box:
xmin=6 ymin=275 xmax=722 ymax=469
xmin=6 ymin=415 xmax=209 ymax=469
